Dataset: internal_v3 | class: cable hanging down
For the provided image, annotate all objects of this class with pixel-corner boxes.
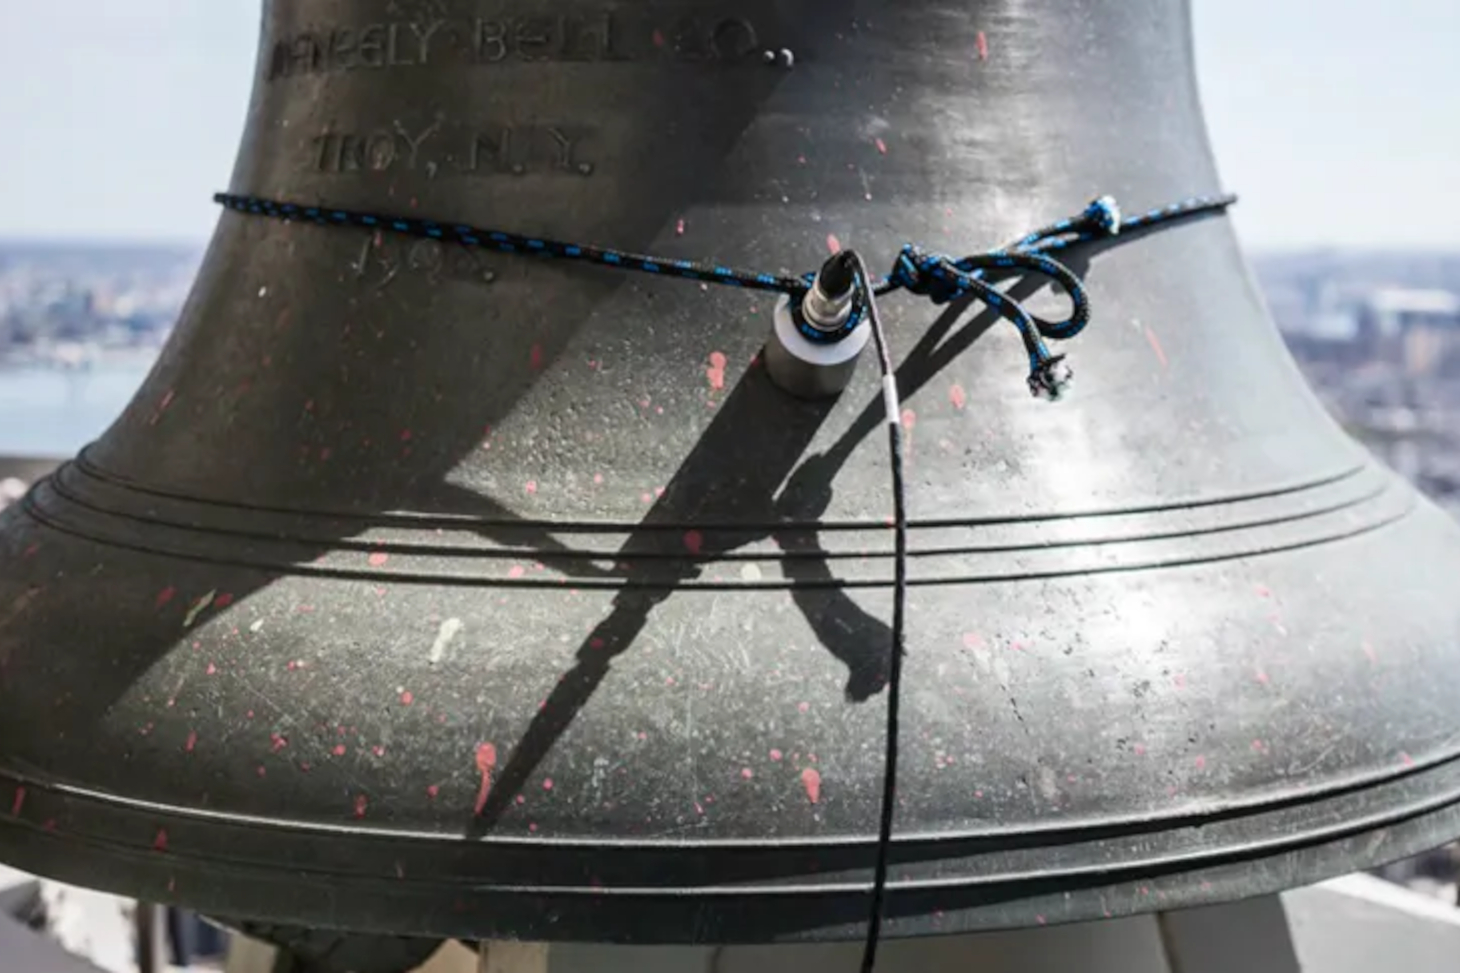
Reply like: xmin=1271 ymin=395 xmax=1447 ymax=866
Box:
xmin=212 ymin=188 xmax=1236 ymax=973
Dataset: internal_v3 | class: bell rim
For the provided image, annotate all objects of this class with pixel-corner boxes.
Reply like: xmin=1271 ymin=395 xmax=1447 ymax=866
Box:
xmin=3 ymin=742 xmax=1458 ymax=942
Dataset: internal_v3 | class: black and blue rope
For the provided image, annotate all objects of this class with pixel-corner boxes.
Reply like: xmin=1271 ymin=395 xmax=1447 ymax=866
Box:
xmin=212 ymin=190 xmax=1235 ymax=398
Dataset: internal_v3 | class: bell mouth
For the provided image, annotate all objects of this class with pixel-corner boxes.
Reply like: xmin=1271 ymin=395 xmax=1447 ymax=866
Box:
xmin=3 ymin=450 xmax=1459 ymax=941
xmin=3 ymin=721 xmax=1460 ymax=943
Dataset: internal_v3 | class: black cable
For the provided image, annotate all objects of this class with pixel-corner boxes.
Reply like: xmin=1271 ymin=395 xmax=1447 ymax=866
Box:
xmin=844 ymin=252 xmax=907 ymax=973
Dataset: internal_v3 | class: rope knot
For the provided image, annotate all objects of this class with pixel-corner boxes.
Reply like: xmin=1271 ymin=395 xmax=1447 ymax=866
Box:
xmin=1028 ymin=354 xmax=1074 ymax=401
xmin=889 ymin=245 xmax=968 ymax=306
xmin=1083 ymin=195 xmax=1122 ymax=236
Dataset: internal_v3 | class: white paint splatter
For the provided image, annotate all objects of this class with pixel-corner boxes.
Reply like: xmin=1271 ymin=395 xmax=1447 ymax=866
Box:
xmin=249 ymin=619 xmax=265 ymax=633
xmin=183 ymin=590 xmax=216 ymax=629
xmin=740 ymin=564 xmax=763 ymax=582
xmin=428 ymin=617 xmax=463 ymax=665
xmin=1037 ymin=765 xmax=1060 ymax=802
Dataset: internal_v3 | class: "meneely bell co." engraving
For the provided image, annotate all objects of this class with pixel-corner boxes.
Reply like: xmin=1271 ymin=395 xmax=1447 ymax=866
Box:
xmin=269 ymin=11 xmax=765 ymax=80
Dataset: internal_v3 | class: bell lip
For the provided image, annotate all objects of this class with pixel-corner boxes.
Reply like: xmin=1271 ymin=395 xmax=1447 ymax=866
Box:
xmin=3 ymin=747 xmax=1459 ymax=943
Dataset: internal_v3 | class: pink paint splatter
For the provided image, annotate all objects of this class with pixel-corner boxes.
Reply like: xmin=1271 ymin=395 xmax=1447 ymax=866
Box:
xmin=427 ymin=784 xmax=439 ymax=799
xmin=543 ymin=778 xmax=554 ymax=790
xmin=593 ymin=473 xmax=604 ymax=485
xmin=875 ymin=138 xmax=888 ymax=155
xmin=256 ymin=765 xmax=267 ymax=778
xmin=976 ymin=30 xmax=989 ymax=60
xmin=400 ymin=690 xmax=414 ymax=706
xmin=1401 ymin=752 xmax=1415 ymax=768
xmin=740 ymin=768 xmax=753 ymax=780
xmin=1194 ymin=755 xmax=1207 ymax=770
xmin=508 ymin=565 xmax=526 ymax=579
xmin=1251 ymin=739 xmax=1267 ymax=753
xmin=399 ymin=429 xmax=413 ymax=442
xmin=525 ymin=480 xmax=538 ymax=495
xmin=353 ymin=794 xmax=369 ymax=819
xmin=1173 ymin=673 xmax=1187 ymax=689
xmin=205 ymin=663 xmax=216 ymax=675
xmin=900 ymin=408 xmax=916 ymax=430
xmin=652 ymin=28 xmax=665 ymax=47
xmin=368 ymin=552 xmax=389 ymax=567
xmin=22 ymin=543 xmax=39 ymax=558
xmin=676 ymin=218 xmax=686 ymax=236
xmin=153 ymin=828 xmax=169 ymax=852
xmin=1145 ymin=327 xmax=1169 ymax=369
xmin=798 ymin=701 xmax=810 ymax=714
xmin=271 ymin=734 xmax=289 ymax=753
xmin=801 ymin=767 xmax=822 ymax=804
xmin=1255 ymin=669 xmax=1270 ymax=685
xmin=214 ymin=593 xmax=234 ymax=608
xmin=1035 ymin=915 xmax=1047 ymax=926
xmin=10 ymin=787 xmax=23 ymax=817
xmin=706 ymin=351 xmax=727 ymax=390
xmin=156 ymin=586 xmax=177 ymax=608
xmin=372 ymin=745 xmax=385 ymax=757
xmin=530 ymin=343 xmax=545 ymax=370
xmin=474 ymin=743 xmax=497 ymax=814
xmin=333 ymin=744 xmax=346 ymax=756
xmin=770 ymin=749 xmax=783 ymax=762
xmin=683 ymin=530 xmax=704 ymax=556
xmin=826 ymin=234 xmax=842 ymax=255
xmin=949 ymin=383 xmax=967 ymax=410
xmin=1133 ymin=743 xmax=1147 ymax=756
xmin=185 ymin=732 xmax=197 ymax=753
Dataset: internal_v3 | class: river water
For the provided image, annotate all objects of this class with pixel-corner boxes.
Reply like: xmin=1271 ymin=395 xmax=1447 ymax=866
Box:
xmin=0 ymin=360 xmax=156 ymax=457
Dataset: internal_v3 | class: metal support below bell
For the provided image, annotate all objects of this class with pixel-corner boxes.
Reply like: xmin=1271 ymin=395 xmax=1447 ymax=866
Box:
xmin=3 ymin=0 xmax=1460 ymax=954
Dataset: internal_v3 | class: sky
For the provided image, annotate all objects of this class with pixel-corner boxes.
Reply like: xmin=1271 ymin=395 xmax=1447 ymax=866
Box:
xmin=0 ymin=0 xmax=1455 ymax=250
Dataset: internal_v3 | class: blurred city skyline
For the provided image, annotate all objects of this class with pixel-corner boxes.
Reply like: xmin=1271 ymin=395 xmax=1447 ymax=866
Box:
xmin=0 ymin=0 xmax=1455 ymax=250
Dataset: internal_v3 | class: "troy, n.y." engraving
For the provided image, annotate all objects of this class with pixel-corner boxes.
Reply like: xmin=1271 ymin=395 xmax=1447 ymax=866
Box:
xmin=311 ymin=123 xmax=595 ymax=177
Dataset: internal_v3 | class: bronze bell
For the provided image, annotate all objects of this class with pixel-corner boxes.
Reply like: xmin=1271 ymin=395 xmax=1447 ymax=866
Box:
xmin=4 ymin=0 xmax=1460 ymax=958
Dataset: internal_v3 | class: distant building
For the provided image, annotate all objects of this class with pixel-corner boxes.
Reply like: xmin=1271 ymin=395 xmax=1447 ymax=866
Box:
xmin=1280 ymin=308 xmax=1367 ymax=366
xmin=1357 ymin=288 xmax=1460 ymax=377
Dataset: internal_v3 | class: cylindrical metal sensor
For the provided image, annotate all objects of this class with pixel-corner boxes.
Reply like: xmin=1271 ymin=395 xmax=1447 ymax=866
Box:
xmin=763 ymin=252 xmax=869 ymax=398
xmin=763 ymin=292 xmax=871 ymax=398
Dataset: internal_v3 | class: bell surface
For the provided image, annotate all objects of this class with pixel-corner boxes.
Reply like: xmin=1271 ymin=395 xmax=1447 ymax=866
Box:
xmin=4 ymin=0 xmax=1460 ymax=948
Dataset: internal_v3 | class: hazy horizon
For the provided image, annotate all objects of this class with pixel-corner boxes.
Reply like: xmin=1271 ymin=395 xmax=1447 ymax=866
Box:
xmin=0 ymin=0 xmax=1456 ymax=250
